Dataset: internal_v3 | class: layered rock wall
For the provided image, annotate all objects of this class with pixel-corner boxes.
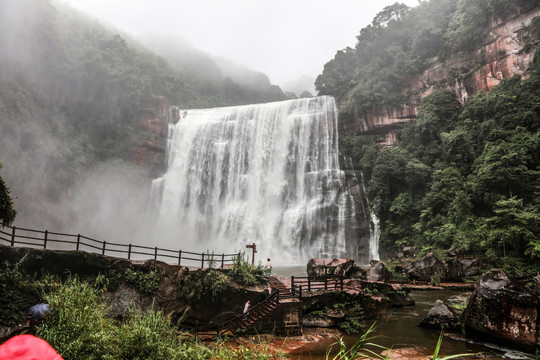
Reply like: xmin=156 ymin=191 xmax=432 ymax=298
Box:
xmin=341 ymin=8 xmax=540 ymax=139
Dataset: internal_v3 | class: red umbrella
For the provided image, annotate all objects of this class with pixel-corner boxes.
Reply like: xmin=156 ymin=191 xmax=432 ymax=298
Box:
xmin=0 ymin=335 xmax=63 ymax=360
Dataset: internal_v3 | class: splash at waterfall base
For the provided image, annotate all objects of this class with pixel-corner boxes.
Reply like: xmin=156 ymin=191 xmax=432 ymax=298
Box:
xmin=151 ymin=96 xmax=373 ymax=265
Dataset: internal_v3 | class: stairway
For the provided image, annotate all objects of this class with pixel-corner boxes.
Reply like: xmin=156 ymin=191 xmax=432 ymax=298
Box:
xmin=182 ymin=277 xmax=302 ymax=337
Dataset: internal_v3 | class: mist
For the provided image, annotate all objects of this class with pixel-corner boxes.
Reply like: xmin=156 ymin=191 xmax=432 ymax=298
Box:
xmin=0 ymin=0 xmax=417 ymax=257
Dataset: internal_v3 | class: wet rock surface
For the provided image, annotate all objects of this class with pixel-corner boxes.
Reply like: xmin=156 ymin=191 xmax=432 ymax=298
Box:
xmin=307 ymin=258 xmax=354 ymax=277
xmin=419 ymin=299 xmax=461 ymax=330
xmin=406 ymin=252 xmax=447 ymax=282
xmin=366 ymin=261 xmax=391 ymax=282
xmin=463 ymin=269 xmax=539 ymax=351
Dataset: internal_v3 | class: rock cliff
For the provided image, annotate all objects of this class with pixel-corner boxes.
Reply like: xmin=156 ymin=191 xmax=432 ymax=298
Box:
xmin=132 ymin=95 xmax=169 ymax=177
xmin=340 ymin=7 xmax=540 ymax=142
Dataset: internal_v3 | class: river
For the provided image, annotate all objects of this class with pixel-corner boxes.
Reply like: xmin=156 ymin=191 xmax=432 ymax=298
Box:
xmin=272 ymin=266 xmax=535 ymax=359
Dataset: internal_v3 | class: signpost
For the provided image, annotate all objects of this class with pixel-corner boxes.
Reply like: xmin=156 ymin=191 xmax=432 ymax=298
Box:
xmin=246 ymin=243 xmax=257 ymax=266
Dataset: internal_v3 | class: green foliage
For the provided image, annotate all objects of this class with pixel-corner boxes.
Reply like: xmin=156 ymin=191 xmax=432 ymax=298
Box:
xmin=338 ymin=303 xmax=366 ymax=335
xmin=0 ymin=164 xmax=16 ymax=226
xmin=316 ymin=0 xmax=537 ymax=119
xmin=326 ymin=323 xmax=388 ymax=360
xmin=228 ymin=254 xmax=267 ymax=287
xmin=36 ymin=277 xmax=217 ymax=360
xmin=37 ymin=277 xmax=116 ymax=360
xmin=355 ymin=47 xmax=540 ymax=262
xmin=114 ymin=307 xmax=207 ymax=360
xmin=124 ymin=265 xmax=164 ymax=296
xmin=182 ymin=269 xmax=229 ymax=304
xmin=0 ymin=256 xmax=43 ymax=326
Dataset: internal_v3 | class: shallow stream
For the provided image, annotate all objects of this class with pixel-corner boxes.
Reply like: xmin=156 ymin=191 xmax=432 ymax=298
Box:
xmin=272 ymin=266 xmax=535 ymax=359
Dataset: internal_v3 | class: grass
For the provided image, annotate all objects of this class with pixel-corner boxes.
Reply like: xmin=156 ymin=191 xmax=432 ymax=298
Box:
xmin=324 ymin=324 xmax=477 ymax=360
xmin=35 ymin=276 xmax=284 ymax=360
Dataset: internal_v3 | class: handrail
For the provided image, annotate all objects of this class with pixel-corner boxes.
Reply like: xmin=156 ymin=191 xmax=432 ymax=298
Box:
xmin=181 ymin=290 xmax=280 ymax=337
xmin=290 ymin=275 xmax=344 ymax=294
xmin=0 ymin=224 xmax=239 ymax=268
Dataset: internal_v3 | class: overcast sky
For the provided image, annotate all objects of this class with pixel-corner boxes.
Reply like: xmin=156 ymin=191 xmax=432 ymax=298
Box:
xmin=59 ymin=0 xmax=419 ymax=86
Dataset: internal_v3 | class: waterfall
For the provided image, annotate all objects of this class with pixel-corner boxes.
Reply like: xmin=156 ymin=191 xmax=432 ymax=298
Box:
xmin=151 ymin=96 xmax=361 ymax=264
xmin=359 ymin=171 xmax=380 ymax=261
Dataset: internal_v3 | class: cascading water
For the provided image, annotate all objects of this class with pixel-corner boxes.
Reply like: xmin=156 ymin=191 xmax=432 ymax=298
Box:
xmin=151 ymin=96 xmax=362 ymax=264
xmin=359 ymin=171 xmax=380 ymax=261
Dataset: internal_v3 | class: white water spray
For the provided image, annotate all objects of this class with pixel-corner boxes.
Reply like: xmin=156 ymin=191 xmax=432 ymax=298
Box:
xmin=151 ymin=96 xmax=361 ymax=264
xmin=359 ymin=171 xmax=380 ymax=261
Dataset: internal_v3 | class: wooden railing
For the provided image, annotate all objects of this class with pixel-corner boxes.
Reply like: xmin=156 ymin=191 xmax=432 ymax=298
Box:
xmin=0 ymin=224 xmax=239 ymax=268
xmin=291 ymin=275 xmax=344 ymax=297
xmin=181 ymin=290 xmax=280 ymax=336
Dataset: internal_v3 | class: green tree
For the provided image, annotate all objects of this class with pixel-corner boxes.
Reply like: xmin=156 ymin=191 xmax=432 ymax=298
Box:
xmin=487 ymin=197 xmax=539 ymax=257
xmin=0 ymin=165 xmax=16 ymax=226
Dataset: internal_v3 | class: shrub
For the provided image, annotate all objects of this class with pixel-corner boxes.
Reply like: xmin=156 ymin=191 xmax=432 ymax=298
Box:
xmin=0 ymin=256 xmax=43 ymax=326
xmin=37 ymin=277 xmax=116 ymax=360
xmin=123 ymin=265 xmax=164 ymax=296
xmin=338 ymin=303 xmax=366 ymax=335
xmin=114 ymin=307 xmax=210 ymax=360
xmin=228 ymin=254 xmax=267 ymax=287
xmin=182 ymin=269 xmax=229 ymax=303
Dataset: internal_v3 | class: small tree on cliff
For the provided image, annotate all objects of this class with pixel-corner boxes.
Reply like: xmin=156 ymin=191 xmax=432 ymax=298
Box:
xmin=0 ymin=164 xmax=17 ymax=226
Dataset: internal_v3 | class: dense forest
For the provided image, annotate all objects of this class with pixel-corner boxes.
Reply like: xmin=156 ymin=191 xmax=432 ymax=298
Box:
xmin=328 ymin=0 xmax=540 ymax=264
xmin=0 ymin=0 xmax=286 ymax=227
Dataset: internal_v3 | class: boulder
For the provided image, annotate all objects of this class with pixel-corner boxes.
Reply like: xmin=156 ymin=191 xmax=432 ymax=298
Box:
xmin=533 ymin=273 xmax=540 ymax=296
xmin=366 ymin=261 xmax=391 ymax=282
xmin=402 ymin=246 xmax=417 ymax=258
xmin=463 ymin=269 xmax=539 ymax=351
xmin=419 ymin=299 xmax=461 ymax=330
xmin=406 ymin=252 xmax=447 ymax=282
xmin=307 ymin=258 xmax=354 ymax=277
xmin=446 ymin=258 xmax=483 ymax=282
xmin=346 ymin=265 xmax=367 ymax=280
xmin=105 ymin=283 xmax=152 ymax=318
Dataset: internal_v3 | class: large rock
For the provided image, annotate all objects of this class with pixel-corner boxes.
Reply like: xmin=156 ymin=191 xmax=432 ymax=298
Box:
xmin=366 ymin=261 xmax=391 ymax=282
xmin=463 ymin=269 xmax=539 ymax=351
xmin=533 ymin=273 xmax=540 ymax=296
xmin=406 ymin=252 xmax=447 ymax=282
xmin=446 ymin=258 xmax=484 ymax=282
xmin=307 ymin=258 xmax=354 ymax=277
xmin=345 ymin=265 xmax=367 ymax=280
xmin=419 ymin=300 xmax=461 ymax=330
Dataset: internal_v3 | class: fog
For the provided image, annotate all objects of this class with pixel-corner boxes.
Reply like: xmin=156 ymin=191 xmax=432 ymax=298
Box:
xmin=59 ymin=0 xmax=419 ymax=87
xmin=0 ymin=0 xmax=418 ymax=262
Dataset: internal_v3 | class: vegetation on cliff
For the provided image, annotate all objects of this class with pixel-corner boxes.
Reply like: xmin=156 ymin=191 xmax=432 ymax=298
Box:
xmin=341 ymin=47 xmax=540 ymax=264
xmin=327 ymin=0 xmax=540 ymax=265
xmin=0 ymin=165 xmax=17 ymax=226
xmin=0 ymin=0 xmax=286 ymax=217
xmin=316 ymin=0 xmax=539 ymax=117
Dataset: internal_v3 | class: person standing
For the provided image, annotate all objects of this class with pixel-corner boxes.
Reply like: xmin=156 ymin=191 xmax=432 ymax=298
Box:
xmin=243 ymin=300 xmax=250 ymax=319
xmin=265 ymin=258 xmax=272 ymax=275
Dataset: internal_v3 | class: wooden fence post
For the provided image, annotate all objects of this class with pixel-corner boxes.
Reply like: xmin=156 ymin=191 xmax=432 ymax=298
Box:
xmin=43 ymin=230 xmax=48 ymax=249
xmin=154 ymin=247 xmax=158 ymax=260
xmin=76 ymin=234 xmax=80 ymax=250
xmin=102 ymin=241 xmax=106 ymax=255
xmin=221 ymin=254 xmax=224 ymax=268
xmin=10 ymin=226 xmax=15 ymax=246
xmin=340 ymin=276 xmax=344 ymax=291
xmin=291 ymin=276 xmax=295 ymax=290
xmin=178 ymin=250 xmax=182 ymax=266
xmin=128 ymin=244 xmax=132 ymax=260
xmin=201 ymin=253 xmax=205 ymax=268
xmin=299 ymin=285 xmax=303 ymax=300
xmin=325 ymin=277 xmax=328 ymax=290
xmin=308 ymin=276 xmax=311 ymax=291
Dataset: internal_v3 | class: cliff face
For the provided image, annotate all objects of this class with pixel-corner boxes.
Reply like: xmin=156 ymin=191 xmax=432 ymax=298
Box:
xmin=340 ymin=7 xmax=540 ymax=140
xmin=132 ymin=95 xmax=169 ymax=177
